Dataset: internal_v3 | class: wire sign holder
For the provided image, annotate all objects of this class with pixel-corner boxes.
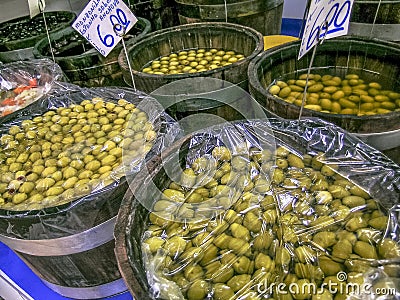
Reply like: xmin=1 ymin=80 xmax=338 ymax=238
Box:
xmin=297 ymin=0 xmax=355 ymax=120
xmin=114 ymin=23 xmax=137 ymax=90
xmin=27 ymin=0 xmax=56 ymax=63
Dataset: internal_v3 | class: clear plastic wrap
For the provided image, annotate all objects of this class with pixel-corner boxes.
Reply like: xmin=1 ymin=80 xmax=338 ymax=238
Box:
xmin=0 ymin=59 xmax=63 ymax=117
xmin=0 ymin=83 xmax=180 ymax=239
xmin=124 ymin=117 xmax=400 ymax=300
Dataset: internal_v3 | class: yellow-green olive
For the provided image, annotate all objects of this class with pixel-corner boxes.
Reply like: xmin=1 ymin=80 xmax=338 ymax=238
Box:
xmin=253 ymin=232 xmax=273 ymax=251
xmin=12 ymin=193 xmax=28 ymax=204
xmin=368 ymin=216 xmax=388 ymax=230
xmin=377 ymin=239 xmax=400 ymax=259
xmin=353 ymin=241 xmax=378 ymax=259
xmin=35 ymin=178 xmax=56 ymax=192
xmin=227 ymin=274 xmax=251 ymax=292
xmin=187 ymin=280 xmax=209 ymax=300
xmin=313 ymin=231 xmax=336 ymax=248
xmin=213 ymin=283 xmax=235 ymax=300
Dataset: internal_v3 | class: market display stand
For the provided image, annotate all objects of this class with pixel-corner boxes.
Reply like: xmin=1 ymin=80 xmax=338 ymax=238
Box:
xmin=0 ymin=242 xmax=133 ymax=300
xmin=0 ymin=8 xmax=301 ymax=299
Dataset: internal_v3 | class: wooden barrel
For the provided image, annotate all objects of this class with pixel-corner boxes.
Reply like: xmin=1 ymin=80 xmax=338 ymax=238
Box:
xmin=348 ymin=0 xmax=400 ymax=42
xmin=0 ymin=87 xmax=175 ymax=299
xmin=247 ymin=36 xmax=400 ymax=163
xmin=0 ymin=11 xmax=76 ymax=63
xmin=118 ymin=22 xmax=264 ymax=93
xmin=147 ymin=77 xmax=268 ymax=128
xmin=114 ymin=119 xmax=400 ymax=299
xmin=123 ymin=0 xmax=179 ymax=30
xmin=33 ymin=17 xmax=151 ymax=88
xmin=0 ymin=181 xmax=129 ymax=299
xmin=174 ymin=0 xmax=284 ymax=36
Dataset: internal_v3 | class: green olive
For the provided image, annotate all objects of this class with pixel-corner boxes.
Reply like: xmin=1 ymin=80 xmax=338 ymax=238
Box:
xmin=346 ymin=216 xmax=368 ymax=232
xmin=35 ymin=178 xmax=56 ymax=192
xmin=165 ymin=236 xmax=187 ymax=257
xmin=227 ymin=274 xmax=251 ymax=292
xmin=62 ymin=177 xmax=79 ymax=189
xmin=187 ymin=280 xmax=209 ymax=300
xmin=295 ymin=246 xmax=316 ymax=263
xmin=12 ymin=193 xmax=28 ymax=204
xmin=377 ymin=238 xmax=400 ymax=259
xmin=368 ymin=216 xmax=388 ymax=230
xmin=353 ymin=241 xmax=378 ymax=259
xmin=144 ymin=236 xmax=165 ymax=253
xmin=230 ymin=223 xmax=250 ymax=241
xmin=213 ymin=283 xmax=235 ymax=300
xmin=46 ymin=186 xmax=64 ymax=197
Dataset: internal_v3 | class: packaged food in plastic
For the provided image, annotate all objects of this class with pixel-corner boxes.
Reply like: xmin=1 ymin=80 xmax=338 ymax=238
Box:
xmin=0 ymin=59 xmax=63 ymax=117
xmin=116 ymin=118 xmax=400 ymax=300
xmin=0 ymin=84 xmax=180 ymax=239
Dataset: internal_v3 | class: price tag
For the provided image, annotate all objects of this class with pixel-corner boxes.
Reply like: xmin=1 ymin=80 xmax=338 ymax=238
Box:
xmin=28 ymin=0 xmax=46 ymax=18
xmin=298 ymin=0 xmax=354 ymax=59
xmin=72 ymin=0 xmax=138 ymax=57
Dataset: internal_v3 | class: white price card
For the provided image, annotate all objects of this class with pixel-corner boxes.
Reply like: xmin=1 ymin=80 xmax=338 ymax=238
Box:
xmin=298 ymin=0 xmax=354 ymax=59
xmin=72 ymin=0 xmax=138 ymax=57
xmin=28 ymin=0 xmax=46 ymax=18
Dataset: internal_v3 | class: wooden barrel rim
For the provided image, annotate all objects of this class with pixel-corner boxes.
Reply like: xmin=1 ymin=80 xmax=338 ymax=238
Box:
xmin=0 ymin=216 xmax=116 ymax=256
xmin=41 ymin=277 xmax=127 ymax=299
xmin=1 ymin=11 xmax=76 ymax=51
xmin=353 ymin=0 xmax=400 ymax=4
xmin=174 ymin=0 xmax=283 ymax=19
xmin=118 ymin=22 xmax=264 ymax=81
xmin=33 ymin=17 xmax=151 ymax=62
xmin=115 ymin=135 xmax=189 ymax=299
xmin=247 ymin=36 xmax=400 ymax=134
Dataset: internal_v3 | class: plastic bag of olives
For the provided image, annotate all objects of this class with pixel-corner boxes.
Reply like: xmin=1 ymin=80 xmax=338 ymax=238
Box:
xmin=0 ymin=59 xmax=63 ymax=117
xmin=122 ymin=118 xmax=400 ymax=300
xmin=0 ymin=84 xmax=180 ymax=239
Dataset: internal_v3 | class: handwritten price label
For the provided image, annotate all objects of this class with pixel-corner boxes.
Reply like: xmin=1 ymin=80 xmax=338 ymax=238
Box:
xmin=299 ymin=0 xmax=354 ymax=59
xmin=72 ymin=0 xmax=137 ymax=57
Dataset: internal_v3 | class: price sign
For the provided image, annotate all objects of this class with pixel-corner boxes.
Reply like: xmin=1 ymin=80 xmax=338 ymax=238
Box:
xmin=298 ymin=0 xmax=354 ymax=59
xmin=28 ymin=0 xmax=46 ymax=18
xmin=72 ymin=0 xmax=137 ymax=57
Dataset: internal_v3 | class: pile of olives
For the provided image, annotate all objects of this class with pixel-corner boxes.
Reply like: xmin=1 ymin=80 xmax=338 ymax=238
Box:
xmin=0 ymin=97 xmax=156 ymax=211
xmin=141 ymin=48 xmax=245 ymax=75
xmin=268 ymin=73 xmax=400 ymax=116
xmin=0 ymin=13 xmax=71 ymax=44
xmin=143 ymin=145 xmax=399 ymax=300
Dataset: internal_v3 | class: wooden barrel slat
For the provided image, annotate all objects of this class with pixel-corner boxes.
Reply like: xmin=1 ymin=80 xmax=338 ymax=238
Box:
xmin=349 ymin=0 xmax=400 ymax=41
xmin=18 ymin=240 xmax=120 ymax=287
xmin=175 ymin=0 xmax=283 ymax=36
xmin=351 ymin=0 xmax=400 ymax=24
xmin=33 ymin=17 xmax=151 ymax=87
xmin=123 ymin=0 xmax=179 ymax=30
